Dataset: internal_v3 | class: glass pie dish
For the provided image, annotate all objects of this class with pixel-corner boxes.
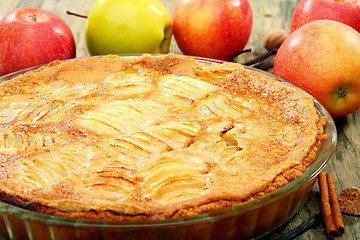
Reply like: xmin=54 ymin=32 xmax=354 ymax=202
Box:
xmin=0 ymin=55 xmax=337 ymax=240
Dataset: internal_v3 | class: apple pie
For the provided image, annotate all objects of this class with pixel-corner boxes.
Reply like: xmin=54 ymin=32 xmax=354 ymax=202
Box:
xmin=0 ymin=54 xmax=327 ymax=220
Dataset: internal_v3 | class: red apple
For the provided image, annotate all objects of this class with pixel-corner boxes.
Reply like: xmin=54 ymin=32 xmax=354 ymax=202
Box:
xmin=172 ymin=0 xmax=252 ymax=61
xmin=0 ymin=7 xmax=76 ymax=76
xmin=290 ymin=0 xmax=360 ymax=33
xmin=274 ymin=20 xmax=360 ymax=119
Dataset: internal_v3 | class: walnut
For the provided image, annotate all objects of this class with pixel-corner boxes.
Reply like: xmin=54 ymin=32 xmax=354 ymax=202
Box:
xmin=262 ymin=28 xmax=288 ymax=51
xmin=337 ymin=187 xmax=360 ymax=216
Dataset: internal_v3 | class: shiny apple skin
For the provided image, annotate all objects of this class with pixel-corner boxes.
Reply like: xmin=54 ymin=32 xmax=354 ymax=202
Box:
xmin=172 ymin=0 xmax=253 ymax=61
xmin=274 ymin=20 xmax=360 ymax=119
xmin=290 ymin=0 xmax=360 ymax=33
xmin=0 ymin=7 xmax=76 ymax=76
xmin=85 ymin=0 xmax=172 ymax=56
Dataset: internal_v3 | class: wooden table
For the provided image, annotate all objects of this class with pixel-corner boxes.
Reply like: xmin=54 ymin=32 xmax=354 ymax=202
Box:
xmin=1 ymin=1 xmax=359 ymax=239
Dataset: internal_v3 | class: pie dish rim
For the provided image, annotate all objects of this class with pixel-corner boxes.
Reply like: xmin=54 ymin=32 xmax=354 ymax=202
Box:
xmin=0 ymin=54 xmax=337 ymax=236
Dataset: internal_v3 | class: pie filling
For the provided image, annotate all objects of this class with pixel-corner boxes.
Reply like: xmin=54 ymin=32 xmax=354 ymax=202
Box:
xmin=0 ymin=54 xmax=327 ymax=220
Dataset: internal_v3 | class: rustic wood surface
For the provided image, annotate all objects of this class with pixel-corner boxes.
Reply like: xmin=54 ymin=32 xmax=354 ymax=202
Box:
xmin=0 ymin=0 xmax=359 ymax=239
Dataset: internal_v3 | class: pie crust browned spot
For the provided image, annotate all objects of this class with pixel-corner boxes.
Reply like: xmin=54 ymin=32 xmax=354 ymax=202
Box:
xmin=0 ymin=54 xmax=327 ymax=220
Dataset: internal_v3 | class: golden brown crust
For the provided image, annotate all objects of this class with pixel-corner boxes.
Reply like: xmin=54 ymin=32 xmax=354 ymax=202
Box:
xmin=0 ymin=54 xmax=327 ymax=220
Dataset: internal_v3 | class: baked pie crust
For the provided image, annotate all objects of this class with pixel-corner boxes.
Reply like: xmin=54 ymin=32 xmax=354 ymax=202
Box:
xmin=0 ymin=54 xmax=327 ymax=220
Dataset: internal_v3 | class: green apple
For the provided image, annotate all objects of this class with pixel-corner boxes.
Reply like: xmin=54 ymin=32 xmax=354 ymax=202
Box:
xmin=85 ymin=0 xmax=172 ymax=56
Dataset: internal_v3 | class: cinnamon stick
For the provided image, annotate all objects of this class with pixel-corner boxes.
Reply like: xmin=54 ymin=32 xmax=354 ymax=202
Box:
xmin=318 ymin=171 xmax=345 ymax=238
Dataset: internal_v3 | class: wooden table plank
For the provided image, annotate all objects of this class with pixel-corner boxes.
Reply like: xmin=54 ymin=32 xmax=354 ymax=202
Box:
xmin=0 ymin=1 xmax=359 ymax=239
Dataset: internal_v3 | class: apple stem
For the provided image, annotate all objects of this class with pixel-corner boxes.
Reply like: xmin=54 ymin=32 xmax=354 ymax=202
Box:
xmin=29 ymin=15 xmax=37 ymax=21
xmin=66 ymin=11 xmax=88 ymax=19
